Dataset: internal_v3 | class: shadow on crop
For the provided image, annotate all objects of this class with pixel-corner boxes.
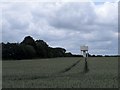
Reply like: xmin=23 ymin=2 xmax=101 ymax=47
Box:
xmin=83 ymin=58 xmax=89 ymax=73
xmin=60 ymin=60 xmax=80 ymax=73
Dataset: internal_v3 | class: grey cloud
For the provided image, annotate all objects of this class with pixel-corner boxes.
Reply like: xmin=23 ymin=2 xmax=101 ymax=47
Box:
xmin=1 ymin=2 xmax=118 ymax=55
xmin=48 ymin=2 xmax=97 ymax=31
xmin=5 ymin=18 xmax=29 ymax=30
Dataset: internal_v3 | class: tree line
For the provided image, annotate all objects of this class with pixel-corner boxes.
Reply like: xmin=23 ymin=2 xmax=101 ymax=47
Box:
xmin=1 ymin=36 xmax=119 ymax=60
xmin=2 ymin=36 xmax=77 ymax=60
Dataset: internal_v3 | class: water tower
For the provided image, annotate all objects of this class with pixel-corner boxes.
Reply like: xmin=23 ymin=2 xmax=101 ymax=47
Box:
xmin=80 ymin=45 xmax=89 ymax=72
xmin=80 ymin=45 xmax=88 ymax=58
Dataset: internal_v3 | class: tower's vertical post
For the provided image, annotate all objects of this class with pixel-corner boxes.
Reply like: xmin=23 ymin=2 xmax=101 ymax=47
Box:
xmin=86 ymin=51 xmax=88 ymax=58
xmin=80 ymin=45 xmax=89 ymax=72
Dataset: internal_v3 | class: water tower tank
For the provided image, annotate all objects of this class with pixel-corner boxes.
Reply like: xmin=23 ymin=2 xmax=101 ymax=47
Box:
xmin=80 ymin=46 xmax=88 ymax=51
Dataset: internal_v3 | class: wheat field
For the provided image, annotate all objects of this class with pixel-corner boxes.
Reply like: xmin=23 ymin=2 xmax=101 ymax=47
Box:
xmin=2 ymin=57 xmax=118 ymax=88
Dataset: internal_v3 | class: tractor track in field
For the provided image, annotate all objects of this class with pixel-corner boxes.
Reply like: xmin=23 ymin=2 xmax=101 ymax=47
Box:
xmin=4 ymin=59 xmax=81 ymax=80
xmin=59 ymin=59 xmax=81 ymax=73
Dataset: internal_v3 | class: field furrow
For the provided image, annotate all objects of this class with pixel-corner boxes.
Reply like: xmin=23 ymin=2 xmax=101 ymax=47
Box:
xmin=2 ymin=57 xmax=118 ymax=88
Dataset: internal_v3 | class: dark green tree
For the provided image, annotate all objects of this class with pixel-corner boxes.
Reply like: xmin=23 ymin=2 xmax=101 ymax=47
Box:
xmin=21 ymin=36 xmax=36 ymax=47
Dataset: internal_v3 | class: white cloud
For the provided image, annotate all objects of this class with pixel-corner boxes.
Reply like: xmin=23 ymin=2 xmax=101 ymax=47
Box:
xmin=95 ymin=2 xmax=118 ymax=26
xmin=48 ymin=2 xmax=97 ymax=31
xmin=1 ymin=1 xmax=118 ymax=55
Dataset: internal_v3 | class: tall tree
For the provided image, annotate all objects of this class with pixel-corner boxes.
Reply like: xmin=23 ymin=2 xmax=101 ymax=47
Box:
xmin=21 ymin=36 xmax=36 ymax=47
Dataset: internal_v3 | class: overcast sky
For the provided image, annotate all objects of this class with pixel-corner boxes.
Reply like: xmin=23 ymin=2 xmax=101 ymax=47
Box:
xmin=1 ymin=0 xmax=118 ymax=55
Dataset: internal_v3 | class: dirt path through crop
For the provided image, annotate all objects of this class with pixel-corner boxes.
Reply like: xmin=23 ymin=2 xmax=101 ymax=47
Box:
xmin=4 ymin=59 xmax=82 ymax=80
xmin=59 ymin=59 xmax=81 ymax=73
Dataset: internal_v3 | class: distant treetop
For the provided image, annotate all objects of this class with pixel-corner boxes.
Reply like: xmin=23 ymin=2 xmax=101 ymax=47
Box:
xmin=21 ymin=36 xmax=36 ymax=46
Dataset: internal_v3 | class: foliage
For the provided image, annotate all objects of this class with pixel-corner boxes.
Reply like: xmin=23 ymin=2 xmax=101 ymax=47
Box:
xmin=21 ymin=36 xmax=36 ymax=47
xmin=2 ymin=36 xmax=73 ymax=60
